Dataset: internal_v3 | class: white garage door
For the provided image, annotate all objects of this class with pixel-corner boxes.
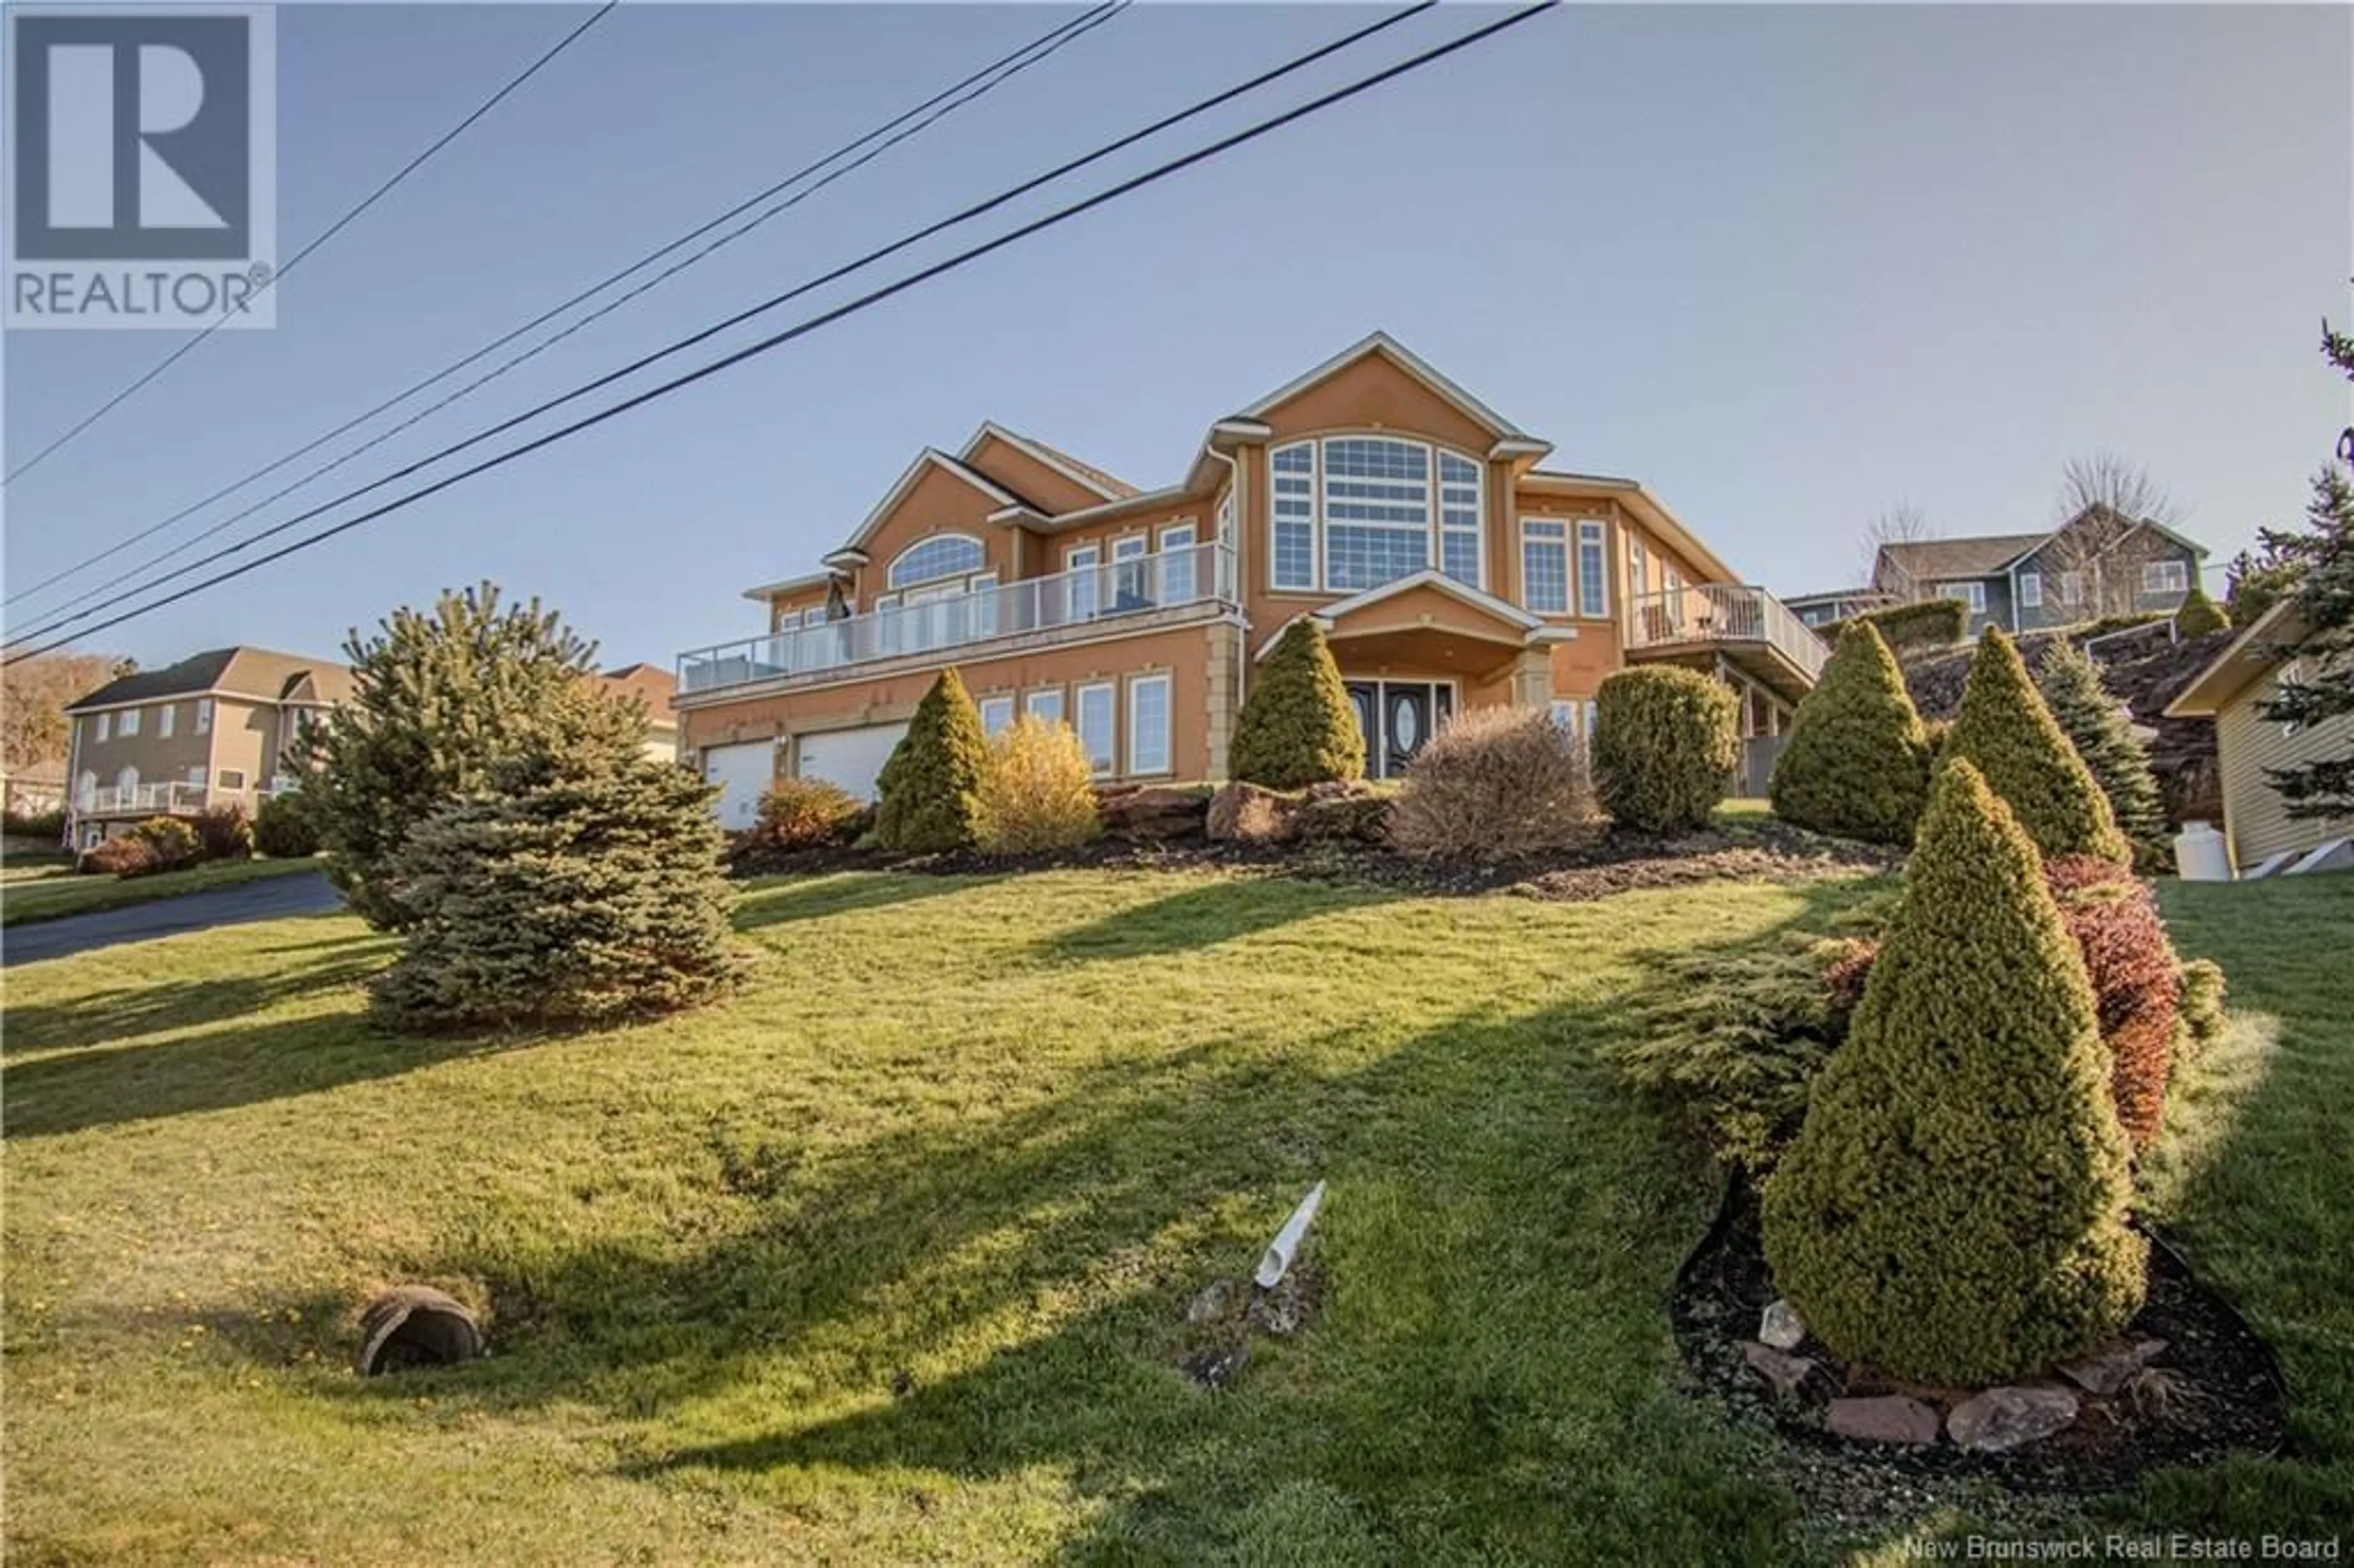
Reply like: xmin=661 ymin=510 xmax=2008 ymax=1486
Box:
xmin=703 ymin=741 xmax=776 ymax=832
xmin=796 ymin=721 xmax=908 ymax=803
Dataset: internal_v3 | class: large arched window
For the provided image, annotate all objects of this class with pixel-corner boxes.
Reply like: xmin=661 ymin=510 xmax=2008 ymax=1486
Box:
xmin=886 ymin=533 xmax=986 ymax=589
xmin=1268 ymin=436 xmax=1484 ymax=594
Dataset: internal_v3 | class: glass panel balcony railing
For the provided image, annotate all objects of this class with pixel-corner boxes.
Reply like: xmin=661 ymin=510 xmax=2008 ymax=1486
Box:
xmin=679 ymin=541 xmax=1236 ymax=696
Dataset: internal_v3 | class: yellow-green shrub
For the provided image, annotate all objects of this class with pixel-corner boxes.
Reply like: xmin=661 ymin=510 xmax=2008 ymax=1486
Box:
xmin=975 ymin=717 xmax=1100 ymax=854
xmin=753 ymin=777 xmax=862 ymax=852
xmin=2174 ymin=584 xmax=2229 ymax=636
xmin=1769 ymin=623 xmax=1931 ymax=845
xmin=129 ymin=816 xmax=200 ymax=872
xmin=1591 ymin=667 xmax=1740 ymax=833
xmin=1229 ymin=619 xmax=1363 ymax=790
xmin=1942 ymin=627 xmax=2129 ymax=863
xmin=1761 ymin=762 xmax=2146 ymax=1384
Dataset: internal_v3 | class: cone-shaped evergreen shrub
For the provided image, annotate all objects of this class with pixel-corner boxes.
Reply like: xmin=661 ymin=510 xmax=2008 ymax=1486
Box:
xmin=1591 ymin=666 xmax=1740 ymax=833
xmin=1941 ymin=627 xmax=2129 ymax=863
xmin=1761 ymin=763 xmax=2147 ymax=1385
xmin=872 ymin=669 xmax=988 ymax=853
xmin=2174 ymin=583 xmax=2229 ymax=636
xmin=1230 ymin=619 xmax=1364 ymax=790
xmin=1769 ymin=623 xmax=1932 ymax=845
xmin=371 ymin=750 xmax=739 ymax=1029
xmin=2035 ymin=641 xmax=2168 ymax=861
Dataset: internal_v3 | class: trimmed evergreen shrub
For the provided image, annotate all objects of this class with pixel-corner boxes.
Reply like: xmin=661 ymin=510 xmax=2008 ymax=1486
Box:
xmin=1824 ymin=598 xmax=1969 ymax=653
xmin=191 ymin=803 xmax=254 ymax=862
xmin=2035 ymin=640 xmax=2169 ymax=865
xmin=4 ymin=807 xmax=67 ymax=841
xmin=371 ymin=751 xmax=738 ymax=1030
xmin=78 ymin=834 xmax=157 ymax=878
xmin=975 ymin=715 xmax=1101 ymax=854
xmin=130 ymin=816 xmax=201 ymax=872
xmin=1769 ymin=623 xmax=1932 ymax=845
xmin=2177 ymin=958 xmax=2228 ymax=1059
xmin=1942 ymin=627 xmax=2130 ymax=863
xmin=1761 ymin=763 xmax=2146 ymax=1385
xmin=1230 ymin=618 xmax=1363 ymax=790
xmin=1591 ymin=666 xmax=1740 ymax=834
xmin=253 ymin=790 xmax=324 ymax=858
xmin=751 ymin=777 xmax=862 ymax=853
xmin=2173 ymin=584 xmax=2230 ymax=636
xmin=1387 ymin=706 xmax=1595 ymax=861
xmin=872 ymin=669 xmax=988 ymax=853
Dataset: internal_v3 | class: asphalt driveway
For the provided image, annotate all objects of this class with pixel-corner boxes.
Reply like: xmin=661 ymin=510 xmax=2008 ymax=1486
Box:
xmin=1 ymin=870 xmax=344 ymax=967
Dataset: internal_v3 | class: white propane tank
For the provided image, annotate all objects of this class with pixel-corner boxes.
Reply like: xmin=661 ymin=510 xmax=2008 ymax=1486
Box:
xmin=2176 ymin=821 xmax=2231 ymax=883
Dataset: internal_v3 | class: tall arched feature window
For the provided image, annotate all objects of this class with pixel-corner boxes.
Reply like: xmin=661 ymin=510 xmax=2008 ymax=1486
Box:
xmin=886 ymin=533 xmax=986 ymax=588
xmin=1267 ymin=436 xmax=1484 ymax=594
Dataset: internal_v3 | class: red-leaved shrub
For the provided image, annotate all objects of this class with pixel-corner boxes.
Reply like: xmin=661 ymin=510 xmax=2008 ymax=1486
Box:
xmin=78 ymin=835 xmax=158 ymax=878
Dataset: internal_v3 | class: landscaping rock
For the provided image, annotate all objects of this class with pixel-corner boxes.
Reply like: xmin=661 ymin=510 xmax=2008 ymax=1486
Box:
xmin=1206 ymin=782 xmax=1295 ymax=843
xmin=1741 ymin=1341 xmax=1819 ymax=1400
xmin=1099 ymin=785 xmax=1209 ymax=842
xmin=1246 ymin=1265 xmax=1323 ymax=1338
xmin=354 ymin=1285 xmax=483 ymax=1376
xmin=1292 ymin=791 xmax=1388 ymax=845
xmin=1946 ymin=1385 xmax=2080 ymax=1453
xmin=2059 ymin=1337 xmax=2168 ymax=1396
xmin=1186 ymin=1279 xmax=1234 ymax=1325
xmin=1759 ymin=1298 xmax=1807 ymax=1352
xmin=1824 ymin=1395 xmax=1940 ymax=1447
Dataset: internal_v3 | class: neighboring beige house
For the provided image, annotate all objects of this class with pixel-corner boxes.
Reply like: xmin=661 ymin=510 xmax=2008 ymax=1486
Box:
xmin=63 ymin=647 xmax=354 ymax=848
xmin=601 ymin=663 xmax=681 ymax=762
xmin=676 ymin=332 xmax=1829 ymax=828
xmin=2164 ymin=600 xmax=2353 ymax=873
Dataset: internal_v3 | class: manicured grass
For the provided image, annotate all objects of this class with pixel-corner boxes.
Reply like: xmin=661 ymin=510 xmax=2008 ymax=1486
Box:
xmin=0 ymin=854 xmax=319 ymax=927
xmin=1 ymin=866 xmax=2346 ymax=1563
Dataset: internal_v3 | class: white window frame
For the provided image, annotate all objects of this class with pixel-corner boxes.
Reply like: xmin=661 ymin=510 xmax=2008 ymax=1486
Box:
xmin=1065 ymin=544 xmax=1101 ymax=622
xmin=195 ymin=698 xmax=213 ymax=734
xmin=1938 ymin=580 xmax=1988 ymax=614
xmin=969 ymin=571 xmax=1000 ymax=638
xmin=886 ymin=532 xmax=988 ymax=590
xmin=1075 ymin=680 xmax=1116 ymax=777
xmin=1522 ymin=517 xmax=1570 ymax=615
xmin=2019 ymin=571 xmax=2043 ymax=610
xmin=1126 ymin=672 xmax=1172 ymax=777
xmin=119 ymin=707 xmax=141 ymax=738
xmin=978 ymin=695 xmax=1015 ymax=737
xmin=2143 ymin=559 xmax=2189 ymax=596
xmin=1575 ymin=520 xmax=1609 ymax=618
xmin=1026 ymin=687 xmax=1065 ymax=728
xmin=95 ymin=712 xmax=111 ymax=743
xmin=1156 ymin=521 xmax=1198 ymax=605
xmin=1268 ymin=434 xmax=1485 ymax=594
xmin=158 ymin=702 xmax=176 ymax=739
xmin=2060 ymin=571 xmax=2085 ymax=606
xmin=1111 ymin=533 xmax=1149 ymax=608
xmin=116 ymin=765 xmax=139 ymax=794
xmin=187 ymin=765 xmax=208 ymax=786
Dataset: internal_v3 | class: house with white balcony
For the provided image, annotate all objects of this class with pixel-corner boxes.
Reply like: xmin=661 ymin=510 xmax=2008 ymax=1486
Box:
xmin=677 ymin=333 xmax=1829 ymax=826
xmin=61 ymin=647 xmax=354 ymax=849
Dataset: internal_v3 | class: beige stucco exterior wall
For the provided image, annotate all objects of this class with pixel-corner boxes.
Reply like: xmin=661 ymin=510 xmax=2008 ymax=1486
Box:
xmin=2215 ymin=672 xmax=2354 ymax=867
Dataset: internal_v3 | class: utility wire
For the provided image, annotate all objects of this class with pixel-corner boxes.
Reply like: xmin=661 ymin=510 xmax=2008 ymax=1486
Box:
xmin=6 ymin=0 xmax=1428 ymax=653
xmin=5 ymin=2 xmax=1547 ymax=664
xmin=3 ymin=1 xmax=1127 ymax=620
xmin=2 ymin=1 xmax=620 ymax=492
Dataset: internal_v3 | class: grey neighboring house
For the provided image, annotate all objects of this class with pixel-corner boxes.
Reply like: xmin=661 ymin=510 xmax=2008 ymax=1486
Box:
xmin=1871 ymin=508 xmax=2209 ymax=635
xmin=1781 ymin=587 xmax=1897 ymax=631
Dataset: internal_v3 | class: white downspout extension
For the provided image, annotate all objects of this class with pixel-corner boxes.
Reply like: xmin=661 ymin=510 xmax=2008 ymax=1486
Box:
xmin=1256 ymin=1180 xmax=1327 ymax=1289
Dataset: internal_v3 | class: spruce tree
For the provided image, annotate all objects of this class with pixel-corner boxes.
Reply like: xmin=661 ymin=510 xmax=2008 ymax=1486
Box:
xmin=1942 ymin=627 xmax=2129 ymax=862
xmin=2256 ymin=316 xmax=2354 ymax=820
xmin=872 ymin=669 xmax=988 ymax=852
xmin=306 ymin=583 xmax=648 ymax=930
xmin=1229 ymin=618 xmax=1364 ymax=790
xmin=1761 ymin=762 xmax=2147 ymax=1384
xmin=372 ymin=746 xmax=739 ymax=1029
xmin=2035 ymin=640 xmax=2168 ymax=858
xmin=1769 ymin=622 xmax=1931 ymax=845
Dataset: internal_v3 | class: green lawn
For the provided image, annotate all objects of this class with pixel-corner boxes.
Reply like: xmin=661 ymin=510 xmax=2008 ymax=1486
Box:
xmin=2 ymin=866 xmax=2347 ymax=1564
xmin=0 ymin=854 xmax=319 ymax=928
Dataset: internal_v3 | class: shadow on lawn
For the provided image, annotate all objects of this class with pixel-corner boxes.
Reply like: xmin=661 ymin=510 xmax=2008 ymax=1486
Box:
xmin=1034 ymin=875 xmax=1401 ymax=962
xmin=360 ymin=888 xmax=1883 ymax=1559
xmin=1 ymin=928 xmax=391 ymax=1057
xmin=733 ymin=870 xmax=1005 ymax=932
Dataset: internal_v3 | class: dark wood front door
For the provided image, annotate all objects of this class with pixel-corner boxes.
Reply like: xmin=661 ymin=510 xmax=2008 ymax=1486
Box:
xmin=1346 ymin=680 xmax=1455 ymax=778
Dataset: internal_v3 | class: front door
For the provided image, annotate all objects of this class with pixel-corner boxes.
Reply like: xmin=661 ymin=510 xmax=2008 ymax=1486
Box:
xmin=1345 ymin=680 xmax=1455 ymax=778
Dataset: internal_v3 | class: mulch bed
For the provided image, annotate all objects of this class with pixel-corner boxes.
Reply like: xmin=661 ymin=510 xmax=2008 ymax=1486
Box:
xmin=1671 ymin=1177 xmax=2290 ymax=1498
xmin=733 ymin=819 xmax=1896 ymax=904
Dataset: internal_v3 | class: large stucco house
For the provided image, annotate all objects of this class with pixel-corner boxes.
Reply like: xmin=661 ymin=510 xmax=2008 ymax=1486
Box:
xmin=676 ymin=334 xmax=1830 ymax=827
xmin=63 ymin=646 xmax=354 ymax=848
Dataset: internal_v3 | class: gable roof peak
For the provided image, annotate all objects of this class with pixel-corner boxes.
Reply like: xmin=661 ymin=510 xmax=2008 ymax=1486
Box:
xmin=1233 ymin=330 xmax=1534 ymax=440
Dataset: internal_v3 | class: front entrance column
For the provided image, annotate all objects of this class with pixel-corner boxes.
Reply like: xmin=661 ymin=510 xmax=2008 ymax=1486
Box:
xmin=1511 ymin=647 xmax=1552 ymax=707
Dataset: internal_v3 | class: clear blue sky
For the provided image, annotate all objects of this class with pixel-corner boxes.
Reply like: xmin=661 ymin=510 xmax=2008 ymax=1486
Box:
xmin=4 ymin=2 xmax=2347 ymax=672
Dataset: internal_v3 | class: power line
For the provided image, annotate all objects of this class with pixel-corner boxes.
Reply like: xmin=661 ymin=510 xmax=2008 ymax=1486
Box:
xmin=6 ymin=2 xmax=1548 ymax=664
xmin=2 ymin=1 xmax=1130 ymax=628
xmin=4 ymin=0 xmax=1432 ymax=653
xmin=3 ymin=2 xmax=620 ymax=493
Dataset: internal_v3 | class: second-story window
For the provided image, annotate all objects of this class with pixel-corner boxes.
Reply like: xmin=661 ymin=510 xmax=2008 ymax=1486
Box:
xmin=120 ymin=707 xmax=141 ymax=738
xmin=886 ymin=533 xmax=986 ymax=590
xmin=94 ymin=712 xmax=111 ymax=743
xmin=2142 ymin=560 xmax=2188 ymax=596
xmin=1269 ymin=435 xmax=1484 ymax=595
xmin=159 ymin=703 xmax=177 ymax=739
xmin=1522 ymin=519 xmax=1569 ymax=614
xmin=1577 ymin=521 xmax=1609 ymax=617
xmin=196 ymin=698 xmax=213 ymax=734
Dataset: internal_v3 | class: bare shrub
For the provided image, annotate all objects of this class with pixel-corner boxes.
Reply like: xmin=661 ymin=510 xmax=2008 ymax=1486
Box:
xmin=1387 ymin=706 xmax=1596 ymax=861
xmin=975 ymin=716 xmax=1100 ymax=854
